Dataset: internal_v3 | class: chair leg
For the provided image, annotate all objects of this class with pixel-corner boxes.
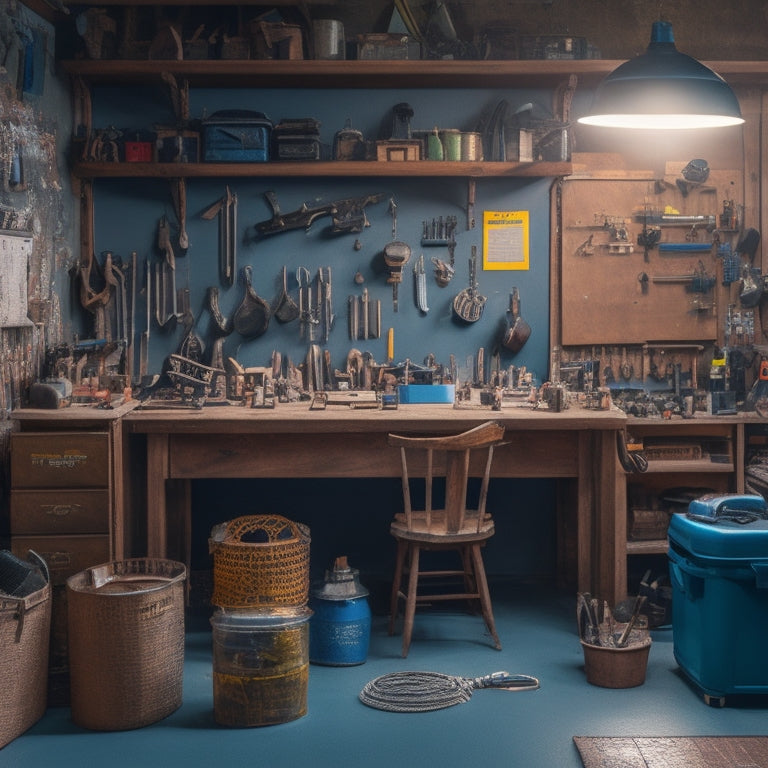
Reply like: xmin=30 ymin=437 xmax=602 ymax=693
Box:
xmin=401 ymin=543 xmax=421 ymax=657
xmin=470 ymin=543 xmax=501 ymax=650
xmin=389 ymin=539 xmax=407 ymax=635
xmin=460 ymin=546 xmax=480 ymax=613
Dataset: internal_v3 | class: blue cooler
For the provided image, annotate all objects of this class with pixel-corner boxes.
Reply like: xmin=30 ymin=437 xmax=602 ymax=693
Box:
xmin=668 ymin=493 xmax=768 ymax=703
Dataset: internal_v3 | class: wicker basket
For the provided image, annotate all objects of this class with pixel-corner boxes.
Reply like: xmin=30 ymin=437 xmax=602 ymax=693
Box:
xmin=210 ymin=515 xmax=311 ymax=608
xmin=0 ymin=553 xmax=51 ymax=749
xmin=66 ymin=558 xmax=186 ymax=731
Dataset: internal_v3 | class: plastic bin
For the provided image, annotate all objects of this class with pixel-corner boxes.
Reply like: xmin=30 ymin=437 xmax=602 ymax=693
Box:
xmin=668 ymin=498 xmax=768 ymax=702
xmin=211 ymin=606 xmax=311 ymax=726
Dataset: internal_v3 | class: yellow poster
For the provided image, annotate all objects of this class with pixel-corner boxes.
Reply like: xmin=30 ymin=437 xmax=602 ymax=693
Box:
xmin=482 ymin=210 xmax=529 ymax=270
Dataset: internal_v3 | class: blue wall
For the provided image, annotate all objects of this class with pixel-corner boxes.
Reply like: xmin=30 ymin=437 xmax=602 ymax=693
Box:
xmin=90 ymin=86 xmax=555 ymax=381
xmin=88 ymin=85 xmax=561 ymax=583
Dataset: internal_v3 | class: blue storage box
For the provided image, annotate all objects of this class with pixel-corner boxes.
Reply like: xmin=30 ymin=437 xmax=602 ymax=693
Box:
xmin=397 ymin=384 xmax=454 ymax=404
xmin=202 ymin=110 xmax=272 ymax=162
xmin=668 ymin=494 xmax=768 ymax=702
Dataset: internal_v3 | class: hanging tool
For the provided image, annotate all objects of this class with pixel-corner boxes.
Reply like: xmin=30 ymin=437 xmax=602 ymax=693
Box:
xmin=171 ymin=178 xmax=189 ymax=251
xmin=383 ymin=197 xmax=411 ymax=312
xmin=202 ymin=186 xmax=238 ymax=287
xmin=155 ymin=216 xmax=179 ymax=326
xmin=651 ymin=261 xmax=716 ymax=292
xmin=414 ymin=253 xmax=429 ymax=313
xmin=452 ymin=245 xmax=486 ymax=323
xmin=233 ymin=265 xmax=271 ymax=338
xmin=206 ymin=285 xmax=233 ymax=335
xmin=273 ymin=266 xmax=300 ymax=323
xmin=502 ymin=287 xmax=530 ymax=352
xmin=139 ymin=258 xmax=150 ymax=380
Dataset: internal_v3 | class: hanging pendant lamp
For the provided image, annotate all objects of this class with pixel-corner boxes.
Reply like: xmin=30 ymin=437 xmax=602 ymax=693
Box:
xmin=578 ymin=21 xmax=744 ymax=129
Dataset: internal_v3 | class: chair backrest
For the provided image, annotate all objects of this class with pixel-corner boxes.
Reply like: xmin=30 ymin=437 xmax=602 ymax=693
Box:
xmin=387 ymin=421 xmax=506 ymax=534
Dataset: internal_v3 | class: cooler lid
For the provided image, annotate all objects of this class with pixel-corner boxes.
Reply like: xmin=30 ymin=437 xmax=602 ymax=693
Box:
xmin=669 ymin=509 xmax=768 ymax=560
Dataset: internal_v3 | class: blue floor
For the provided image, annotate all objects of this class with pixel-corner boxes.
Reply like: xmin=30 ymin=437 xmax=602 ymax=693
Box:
xmin=5 ymin=582 xmax=768 ymax=768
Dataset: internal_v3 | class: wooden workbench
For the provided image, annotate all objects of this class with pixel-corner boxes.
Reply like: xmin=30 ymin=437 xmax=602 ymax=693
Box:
xmin=122 ymin=403 xmax=628 ymax=602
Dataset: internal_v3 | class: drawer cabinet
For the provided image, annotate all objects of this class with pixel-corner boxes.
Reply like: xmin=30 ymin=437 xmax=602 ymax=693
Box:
xmin=10 ymin=430 xmax=117 ymax=706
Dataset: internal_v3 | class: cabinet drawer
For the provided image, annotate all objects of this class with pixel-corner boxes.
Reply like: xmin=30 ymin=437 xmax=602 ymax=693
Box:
xmin=11 ymin=432 xmax=110 ymax=488
xmin=12 ymin=535 xmax=111 ymax=585
xmin=10 ymin=489 xmax=109 ymax=535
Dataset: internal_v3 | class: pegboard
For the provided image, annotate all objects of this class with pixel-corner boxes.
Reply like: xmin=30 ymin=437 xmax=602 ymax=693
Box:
xmin=0 ymin=231 xmax=33 ymax=328
xmin=557 ymin=167 xmax=742 ymax=346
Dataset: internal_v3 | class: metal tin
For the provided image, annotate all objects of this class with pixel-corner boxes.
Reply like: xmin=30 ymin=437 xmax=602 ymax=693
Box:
xmin=461 ymin=132 xmax=483 ymax=161
xmin=440 ymin=129 xmax=461 ymax=161
xmin=313 ymin=20 xmax=345 ymax=60
xmin=309 ymin=557 xmax=371 ymax=666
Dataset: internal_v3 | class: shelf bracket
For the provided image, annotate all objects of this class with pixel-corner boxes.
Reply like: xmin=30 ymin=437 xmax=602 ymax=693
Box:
xmin=467 ymin=179 xmax=476 ymax=230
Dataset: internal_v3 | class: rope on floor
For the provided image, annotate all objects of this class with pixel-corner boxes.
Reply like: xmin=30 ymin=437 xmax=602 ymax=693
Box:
xmin=359 ymin=670 xmax=540 ymax=712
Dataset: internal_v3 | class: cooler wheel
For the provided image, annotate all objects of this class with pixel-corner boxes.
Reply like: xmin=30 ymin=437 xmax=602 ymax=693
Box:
xmin=703 ymin=693 xmax=725 ymax=708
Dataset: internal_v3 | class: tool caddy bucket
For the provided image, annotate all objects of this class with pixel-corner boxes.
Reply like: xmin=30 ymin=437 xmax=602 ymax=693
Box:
xmin=0 ymin=550 xmax=51 ymax=748
xmin=210 ymin=514 xmax=311 ymax=608
xmin=668 ymin=494 xmax=768 ymax=701
xmin=66 ymin=558 xmax=186 ymax=730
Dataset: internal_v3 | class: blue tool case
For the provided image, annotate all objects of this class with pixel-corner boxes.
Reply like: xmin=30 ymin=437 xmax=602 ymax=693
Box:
xmin=668 ymin=493 xmax=768 ymax=703
xmin=202 ymin=110 xmax=272 ymax=162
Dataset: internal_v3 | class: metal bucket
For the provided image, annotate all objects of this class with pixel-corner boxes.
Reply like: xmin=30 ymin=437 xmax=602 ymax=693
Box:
xmin=211 ymin=606 xmax=311 ymax=726
xmin=309 ymin=557 xmax=371 ymax=666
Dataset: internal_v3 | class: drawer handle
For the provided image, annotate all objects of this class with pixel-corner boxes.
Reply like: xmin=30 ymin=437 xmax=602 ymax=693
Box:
xmin=42 ymin=504 xmax=82 ymax=517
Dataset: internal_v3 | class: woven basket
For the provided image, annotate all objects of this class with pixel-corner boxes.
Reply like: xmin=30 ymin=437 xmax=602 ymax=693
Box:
xmin=66 ymin=558 xmax=186 ymax=731
xmin=581 ymin=639 xmax=652 ymax=688
xmin=210 ymin=514 xmax=311 ymax=608
xmin=0 ymin=552 xmax=51 ymax=749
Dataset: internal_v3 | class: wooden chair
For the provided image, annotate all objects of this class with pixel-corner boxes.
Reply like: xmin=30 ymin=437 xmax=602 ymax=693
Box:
xmin=387 ymin=420 xmax=506 ymax=657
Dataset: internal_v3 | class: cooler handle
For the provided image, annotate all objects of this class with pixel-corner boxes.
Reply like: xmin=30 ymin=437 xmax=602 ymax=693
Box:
xmin=752 ymin=563 xmax=768 ymax=589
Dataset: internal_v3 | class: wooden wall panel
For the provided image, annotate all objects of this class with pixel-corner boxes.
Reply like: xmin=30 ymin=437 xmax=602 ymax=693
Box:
xmin=559 ymin=168 xmax=742 ymax=346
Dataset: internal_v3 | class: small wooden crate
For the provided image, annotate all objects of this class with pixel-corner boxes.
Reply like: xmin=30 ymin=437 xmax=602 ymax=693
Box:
xmin=376 ymin=140 xmax=421 ymax=162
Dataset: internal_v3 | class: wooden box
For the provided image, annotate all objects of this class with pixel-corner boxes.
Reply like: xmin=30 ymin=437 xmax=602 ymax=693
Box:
xmin=376 ymin=140 xmax=421 ymax=162
xmin=11 ymin=433 xmax=109 ymax=489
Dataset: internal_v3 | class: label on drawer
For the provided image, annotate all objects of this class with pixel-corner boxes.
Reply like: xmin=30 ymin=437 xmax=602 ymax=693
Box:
xmin=11 ymin=489 xmax=109 ymax=534
xmin=11 ymin=433 xmax=109 ymax=488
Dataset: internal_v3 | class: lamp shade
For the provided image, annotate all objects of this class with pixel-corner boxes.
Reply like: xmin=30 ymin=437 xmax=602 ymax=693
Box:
xmin=578 ymin=21 xmax=744 ymax=129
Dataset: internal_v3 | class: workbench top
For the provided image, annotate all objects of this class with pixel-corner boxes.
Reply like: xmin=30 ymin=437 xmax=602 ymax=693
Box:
xmin=121 ymin=402 xmax=628 ymax=434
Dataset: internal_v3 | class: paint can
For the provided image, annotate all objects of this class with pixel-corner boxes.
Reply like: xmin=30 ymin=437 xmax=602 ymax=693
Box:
xmin=309 ymin=557 xmax=371 ymax=666
xmin=440 ymin=129 xmax=461 ymax=161
xmin=461 ymin=132 xmax=483 ymax=161
xmin=211 ymin=606 xmax=312 ymax=726
xmin=313 ymin=20 xmax=345 ymax=60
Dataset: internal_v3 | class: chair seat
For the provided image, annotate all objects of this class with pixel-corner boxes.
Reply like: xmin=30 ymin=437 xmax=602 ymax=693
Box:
xmin=391 ymin=510 xmax=494 ymax=544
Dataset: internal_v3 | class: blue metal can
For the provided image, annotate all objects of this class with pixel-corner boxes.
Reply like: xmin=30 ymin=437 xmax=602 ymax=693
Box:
xmin=309 ymin=557 xmax=371 ymax=666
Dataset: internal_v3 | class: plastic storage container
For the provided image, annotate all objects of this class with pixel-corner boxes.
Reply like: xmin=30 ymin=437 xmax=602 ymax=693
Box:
xmin=668 ymin=494 xmax=768 ymax=703
xmin=211 ymin=606 xmax=312 ymax=727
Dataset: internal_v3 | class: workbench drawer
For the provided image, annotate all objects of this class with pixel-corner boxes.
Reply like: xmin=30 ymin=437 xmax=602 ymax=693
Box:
xmin=12 ymin=534 xmax=111 ymax=586
xmin=11 ymin=432 xmax=110 ymax=488
xmin=10 ymin=489 xmax=110 ymax=535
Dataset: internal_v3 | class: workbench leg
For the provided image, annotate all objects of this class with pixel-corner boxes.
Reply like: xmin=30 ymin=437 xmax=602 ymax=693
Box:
xmin=146 ymin=433 xmax=170 ymax=559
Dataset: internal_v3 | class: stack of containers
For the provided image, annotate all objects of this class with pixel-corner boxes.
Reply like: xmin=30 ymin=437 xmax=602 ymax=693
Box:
xmin=209 ymin=514 xmax=311 ymax=727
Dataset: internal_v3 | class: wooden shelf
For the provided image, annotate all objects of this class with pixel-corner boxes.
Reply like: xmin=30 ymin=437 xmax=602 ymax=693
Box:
xmin=642 ymin=459 xmax=735 ymax=474
xmin=626 ymin=539 xmax=668 ymax=555
xmin=71 ymin=160 xmax=572 ymax=180
xmin=59 ymin=58 xmax=768 ymax=90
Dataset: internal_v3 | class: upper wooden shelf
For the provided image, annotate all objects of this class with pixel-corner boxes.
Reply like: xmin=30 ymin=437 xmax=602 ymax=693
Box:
xmin=72 ymin=160 xmax=573 ymax=180
xmin=59 ymin=58 xmax=768 ymax=90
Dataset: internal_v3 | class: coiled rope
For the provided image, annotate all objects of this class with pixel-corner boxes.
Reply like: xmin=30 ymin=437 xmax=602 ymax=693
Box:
xmin=359 ymin=670 xmax=540 ymax=713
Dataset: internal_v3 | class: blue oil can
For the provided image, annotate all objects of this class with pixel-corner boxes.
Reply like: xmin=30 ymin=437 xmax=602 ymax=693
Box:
xmin=309 ymin=556 xmax=371 ymax=666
